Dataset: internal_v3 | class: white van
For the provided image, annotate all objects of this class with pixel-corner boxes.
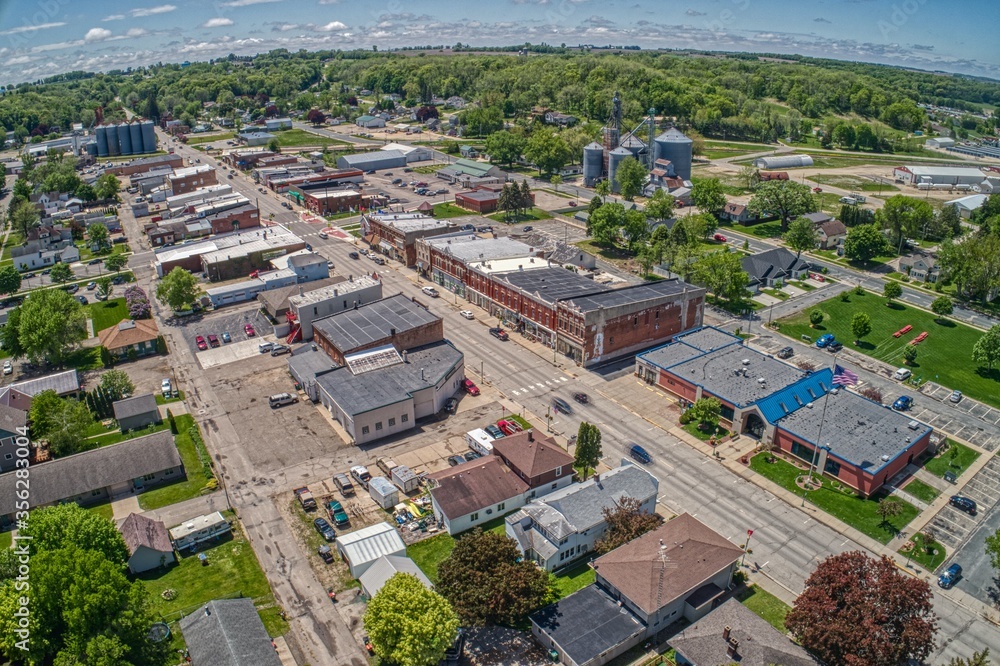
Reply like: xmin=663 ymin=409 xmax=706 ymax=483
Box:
xmin=422 ymin=286 xmax=440 ymax=298
xmin=258 ymin=342 xmax=274 ymax=354
xmin=893 ymin=367 xmax=912 ymax=381
xmin=268 ymin=393 xmax=297 ymax=408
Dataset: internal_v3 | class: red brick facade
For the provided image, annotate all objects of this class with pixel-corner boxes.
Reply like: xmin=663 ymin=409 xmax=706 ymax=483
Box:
xmin=170 ymin=169 xmax=218 ymax=195
xmin=454 ymin=191 xmax=499 ymax=213
xmin=298 ymin=190 xmax=362 ymax=215
xmin=313 ymin=318 xmax=444 ymax=365
xmin=106 ymin=154 xmax=183 ymax=177
xmin=206 ymin=206 xmax=260 ymax=234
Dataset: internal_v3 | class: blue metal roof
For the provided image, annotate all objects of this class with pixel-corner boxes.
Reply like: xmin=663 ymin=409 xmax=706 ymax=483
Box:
xmin=754 ymin=368 xmax=832 ymax=424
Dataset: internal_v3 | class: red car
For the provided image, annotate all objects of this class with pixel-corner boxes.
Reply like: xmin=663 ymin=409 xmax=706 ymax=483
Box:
xmin=713 ymin=233 xmax=727 ymax=242
xmin=208 ymin=334 xmax=220 ymax=348
xmin=244 ymin=324 xmax=256 ymax=337
xmin=195 ymin=336 xmax=208 ymax=351
xmin=497 ymin=419 xmax=522 ymax=436
xmin=462 ymin=378 xmax=480 ymax=396
xmin=812 ymin=187 xmax=823 ymax=193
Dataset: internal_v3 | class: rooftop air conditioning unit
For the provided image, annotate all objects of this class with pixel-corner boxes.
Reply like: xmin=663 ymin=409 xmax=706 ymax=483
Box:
xmin=908 ymin=420 xmax=920 ymax=431
xmin=806 ymin=403 xmax=813 ymax=409
xmin=742 ymin=359 xmax=750 ymax=365
xmin=880 ymin=455 xmax=890 ymax=462
xmin=831 ymin=388 xmax=839 ymax=394
xmin=757 ymin=378 xmax=766 ymax=384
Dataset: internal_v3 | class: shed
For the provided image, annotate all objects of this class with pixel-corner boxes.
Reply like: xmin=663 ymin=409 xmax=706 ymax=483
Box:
xmin=369 ymin=476 xmax=399 ymax=510
xmin=169 ymin=511 xmax=231 ymax=551
xmin=112 ymin=393 xmax=162 ymax=433
xmin=118 ymin=513 xmax=175 ymax=573
xmin=358 ymin=554 xmax=433 ymax=598
xmin=391 ymin=465 xmax=420 ymax=493
xmin=336 ymin=522 xmax=406 ymax=578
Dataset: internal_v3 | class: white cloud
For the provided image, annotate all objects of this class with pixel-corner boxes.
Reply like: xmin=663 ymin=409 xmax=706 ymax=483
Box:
xmin=221 ymin=0 xmax=283 ymax=6
xmin=202 ymin=18 xmax=235 ymax=28
xmin=131 ymin=4 xmax=178 ymax=17
xmin=126 ymin=28 xmax=149 ymax=37
xmin=0 ymin=22 xmax=67 ymax=36
xmin=316 ymin=21 xmax=347 ymax=31
xmin=102 ymin=14 xmax=126 ymax=21
xmin=84 ymin=28 xmax=113 ymax=43
xmin=318 ymin=0 xmax=339 ymax=4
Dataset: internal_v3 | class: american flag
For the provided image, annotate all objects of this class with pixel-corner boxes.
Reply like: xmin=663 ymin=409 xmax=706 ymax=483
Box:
xmin=833 ymin=364 xmax=859 ymax=387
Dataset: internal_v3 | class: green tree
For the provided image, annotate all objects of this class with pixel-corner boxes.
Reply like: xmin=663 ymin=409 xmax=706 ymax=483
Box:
xmin=747 ymin=180 xmax=817 ymax=232
xmin=10 ymin=198 xmax=39 ymax=237
xmin=947 ymin=649 xmax=991 ymax=666
xmin=972 ymin=325 xmax=1000 ymax=370
xmin=692 ymin=251 xmax=749 ymax=304
xmin=587 ymin=195 xmax=603 ymax=216
xmin=589 ymin=202 xmax=625 ymax=246
xmin=268 ymin=137 xmax=281 ymax=153
xmin=851 ymin=312 xmax=872 ymax=344
xmin=550 ymin=174 xmax=562 ymax=191
xmin=644 ymin=189 xmax=675 ymax=222
xmin=931 ymin=296 xmax=953 ymax=320
xmin=690 ymin=177 xmax=727 ymax=216
xmin=832 ymin=123 xmax=857 ymax=148
xmin=155 ymin=266 xmax=205 ymax=312
xmin=364 ymin=573 xmax=459 ymax=666
xmin=484 ymin=130 xmax=525 ymax=168
xmin=523 ymin=128 xmax=571 ymax=176
xmin=986 ymin=528 xmax=1000 ymax=574
xmin=622 ymin=209 xmax=649 ymax=252
xmin=96 ymin=276 xmax=113 ymax=300
xmin=87 ymin=222 xmax=111 ymax=253
xmin=594 ymin=496 xmax=664 ymax=555
xmin=574 ymin=422 xmax=602 ymax=480
xmin=49 ymin=262 xmax=73 ymax=284
xmin=438 ymin=529 xmax=550 ymax=626
xmin=27 ymin=391 xmax=94 ymax=457
xmin=784 ymin=216 xmax=819 ymax=260
xmin=876 ymin=498 xmax=903 ymax=528
xmin=810 ymin=310 xmax=825 ymax=328
xmin=883 ymin=280 xmax=902 ymax=302
xmin=844 ymin=224 xmax=890 ymax=264
xmin=737 ymin=165 xmax=759 ymax=190
xmin=98 ymin=369 xmax=135 ymax=402
xmin=17 ymin=504 xmax=129 ymax=564
xmin=0 ymin=265 xmax=22 ymax=295
xmin=93 ymin=173 xmax=120 ymax=201
xmin=877 ymin=195 xmax=934 ymax=248
xmin=8 ymin=288 xmax=86 ymax=363
xmin=615 ymin=156 xmax=646 ymax=201
xmin=687 ymin=397 xmax=722 ymax=430
xmin=595 ymin=179 xmax=611 ymax=202
xmin=104 ymin=253 xmax=128 ymax=274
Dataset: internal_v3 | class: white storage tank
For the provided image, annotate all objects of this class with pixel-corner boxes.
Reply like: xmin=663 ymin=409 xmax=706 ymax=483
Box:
xmin=752 ymin=154 xmax=814 ymax=170
xmin=369 ymin=476 xmax=399 ymax=510
xmin=582 ymin=142 xmax=604 ymax=187
xmin=607 ymin=146 xmax=632 ymax=194
xmin=654 ymin=128 xmax=693 ymax=180
xmin=391 ymin=465 xmax=419 ymax=494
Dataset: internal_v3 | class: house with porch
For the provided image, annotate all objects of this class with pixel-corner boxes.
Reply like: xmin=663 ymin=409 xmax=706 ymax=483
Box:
xmin=899 ymin=251 xmax=940 ymax=282
xmin=815 ymin=219 xmax=847 ymax=251
xmin=98 ymin=319 xmax=160 ymax=359
xmin=741 ymin=247 xmax=810 ymax=292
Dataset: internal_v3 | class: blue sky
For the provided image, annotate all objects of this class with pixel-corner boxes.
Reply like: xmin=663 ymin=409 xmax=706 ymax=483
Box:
xmin=0 ymin=0 xmax=997 ymax=85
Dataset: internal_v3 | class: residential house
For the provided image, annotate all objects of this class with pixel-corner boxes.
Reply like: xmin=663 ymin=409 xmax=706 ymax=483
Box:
xmin=899 ymin=251 xmax=940 ymax=282
xmin=118 ymin=513 xmax=175 ymax=574
xmin=0 ymin=430 xmax=184 ymax=528
xmin=506 ymin=462 xmax=659 ymax=571
xmin=815 ymin=219 xmax=847 ymax=251
xmin=429 ymin=455 xmax=530 ymax=535
xmin=13 ymin=245 xmax=80 ymax=272
xmin=179 ymin=598 xmax=282 ymax=666
xmin=719 ymin=203 xmax=764 ymax=225
xmin=670 ymin=598 xmax=819 ymax=666
xmin=112 ymin=394 xmax=162 ymax=433
xmin=0 ymin=404 xmax=28 ymax=474
xmin=357 ymin=554 xmax=433 ymax=598
xmin=740 ymin=247 xmax=810 ymax=292
xmin=5 ymin=369 xmax=80 ymax=398
xmin=491 ymin=431 xmax=575 ymax=499
xmin=530 ymin=514 xmax=744 ymax=666
xmin=98 ymin=319 xmax=160 ymax=359
xmin=545 ymin=111 xmax=578 ymax=127
xmin=801 ymin=212 xmax=833 ymax=226
xmin=336 ymin=522 xmax=407 ymax=578
xmin=170 ymin=512 xmax=232 ymax=551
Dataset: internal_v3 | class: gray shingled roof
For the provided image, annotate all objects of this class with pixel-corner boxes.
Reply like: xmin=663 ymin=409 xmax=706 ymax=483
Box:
xmin=10 ymin=369 xmax=79 ymax=396
xmin=118 ymin=512 xmax=172 ymax=555
xmin=0 ymin=403 xmax=27 ymax=435
xmin=312 ymin=294 xmax=440 ymax=353
xmin=112 ymin=393 xmax=159 ymax=421
xmin=741 ymin=247 xmax=810 ymax=284
xmin=179 ymin=598 xmax=282 ymax=666
xmin=0 ymin=430 xmax=180 ymax=515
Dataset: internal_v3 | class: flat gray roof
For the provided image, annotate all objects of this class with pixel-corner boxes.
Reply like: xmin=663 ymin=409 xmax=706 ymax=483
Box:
xmin=497 ymin=267 xmax=606 ymax=305
xmin=10 ymin=369 xmax=79 ymax=396
xmin=777 ymin=388 xmax=932 ymax=475
xmin=288 ymin=275 xmax=379 ymax=307
xmin=312 ymin=293 xmax=440 ymax=353
xmin=531 ymin=585 xmax=644 ymax=666
xmin=560 ymin=278 xmax=698 ymax=313
xmin=429 ymin=235 xmax=536 ymax=263
xmin=667 ymin=344 xmax=806 ymax=408
xmin=287 ymin=347 xmax=339 ymax=378
xmin=317 ymin=341 xmax=463 ymax=416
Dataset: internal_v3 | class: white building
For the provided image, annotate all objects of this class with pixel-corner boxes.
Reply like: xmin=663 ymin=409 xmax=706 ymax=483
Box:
xmin=926 ymin=137 xmax=956 ymax=149
xmin=169 ymin=511 xmax=231 ymax=551
xmin=358 ymin=554 xmax=432 ymax=598
xmin=380 ymin=142 xmax=433 ymax=163
xmin=893 ymin=165 xmax=985 ymax=187
xmin=286 ymin=275 xmax=383 ymax=340
xmin=336 ymin=522 xmax=406 ymax=578
xmin=946 ymin=193 xmax=989 ymax=219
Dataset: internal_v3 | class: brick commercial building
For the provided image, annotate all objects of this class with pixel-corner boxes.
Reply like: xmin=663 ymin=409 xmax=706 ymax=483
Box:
xmin=362 ymin=213 xmax=458 ymax=266
xmin=636 ymin=327 xmax=933 ymax=496
xmin=293 ymin=188 xmax=363 ymax=215
xmin=418 ymin=233 xmax=540 ymax=296
xmin=154 ymin=226 xmax=305 ymax=278
xmin=454 ymin=189 xmax=500 ymax=213
xmin=272 ymin=168 xmax=364 ymax=193
xmin=223 ymin=149 xmax=276 ymax=169
xmin=104 ymin=153 xmax=183 ymax=177
xmin=202 ymin=203 xmax=260 ymax=235
xmin=167 ymin=165 xmax=217 ymax=196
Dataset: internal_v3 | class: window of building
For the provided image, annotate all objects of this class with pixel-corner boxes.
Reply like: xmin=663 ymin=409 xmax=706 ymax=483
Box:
xmin=825 ymin=459 xmax=842 ymax=476
xmin=362 ymin=426 xmax=370 ymax=435
xmin=401 ymin=414 xmax=409 ymax=423
xmin=551 ymin=482 xmax=558 ymax=489
xmin=497 ymin=502 xmax=505 ymax=511
xmin=790 ymin=441 xmax=814 ymax=463
xmin=165 ymin=468 xmax=174 ymax=475
xmin=388 ymin=418 xmax=396 ymax=427
xmin=376 ymin=422 xmax=383 ymax=430
xmin=555 ymin=466 xmax=562 ymax=477
xmin=92 ymin=489 xmax=102 ymax=496
xmin=470 ymin=512 xmax=479 ymax=521
xmin=143 ymin=473 xmax=156 ymax=481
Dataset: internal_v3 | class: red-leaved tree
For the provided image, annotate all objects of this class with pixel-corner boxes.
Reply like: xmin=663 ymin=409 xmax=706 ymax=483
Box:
xmin=306 ymin=109 xmax=326 ymax=125
xmin=786 ymin=551 xmax=937 ymax=666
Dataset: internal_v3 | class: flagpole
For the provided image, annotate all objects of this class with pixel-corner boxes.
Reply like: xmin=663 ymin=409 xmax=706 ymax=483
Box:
xmin=802 ymin=351 xmax=840 ymax=507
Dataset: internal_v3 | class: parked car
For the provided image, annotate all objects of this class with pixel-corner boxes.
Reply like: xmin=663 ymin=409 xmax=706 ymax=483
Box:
xmin=349 ymin=252 xmax=360 ymax=260
xmin=76 ymin=295 xmax=88 ymax=305
xmin=892 ymin=395 xmax=913 ymax=411
xmin=949 ymin=390 xmax=963 ymax=403
xmin=319 ymin=232 xmax=328 ymax=239
xmin=447 ymin=455 xmax=466 ymax=467
xmin=464 ymin=450 xmax=482 ymax=462
xmin=327 ymin=500 xmax=350 ymax=527
xmin=244 ymin=324 xmax=256 ymax=337
xmin=270 ymin=344 xmax=291 ymax=356
xmin=332 ymin=473 xmax=355 ymax=497
xmin=497 ymin=420 xmax=520 ymax=436
xmin=827 ymin=341 xmax=844 ymax=353
xmin=938 ymin=563 xmax=962 ymax=589
xmin=445 ymin=397 xmax=458 ymax=414
xmin=221 ymin=332 xmax=232 ymax=343
xmin=459 ymin=310 xmax=475 ymax=320
xmin=195 ymin=336 xmax=208 ymax=351
xmin=893 ymin=367 xmax=912 ymax=381
xmin=489 ymin=327 xmax=509 ymax=341
xmin=627 ymin=443 xmax=652 ymax=464
xmin=161 ymin=378 xmax=172 ymax=395
xmin=3 ymin=361 xmax=13 ymax=376
xmin=208 ymin=334 xmax=220 ymax=348
xmin=713 ymin=233 xmax=727 ymax=242
xmin=258 ymin=342 xmax=274 ymax=354
xmin=777 ymin=346 xmax=794 ymax=359
xmin=522 ymin=225 xmax=533 ymax=232
xmin=949 ymin=495 xmax=977 ymax=515
xmin=552 ymin=397 xmax=572 ymax=415
xmin=573 ymin=392 xmax=589 ymax=404
xmin=815 ymin=334 xmax=836 ymax=349
xmin=350 ymin=465 xmax=372 ymax=489
xmin=86 ymin=281 xmax=97 ymax=290
xmin=462 ymin=378 xmax=480 ymax=396
xmin=65 ymin=284 xmax=79 ymax=294
xmin=484 ymin=424 xmax=505 ymax=439
xmin=313 ymin=518 xmax=336 ymax=542
xmin=421 ymin=286 xmax=440 ymax=298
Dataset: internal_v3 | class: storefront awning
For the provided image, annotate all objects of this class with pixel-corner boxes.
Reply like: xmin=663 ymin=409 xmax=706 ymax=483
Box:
xmin=379 ymin=240 xmax=394 ymax=252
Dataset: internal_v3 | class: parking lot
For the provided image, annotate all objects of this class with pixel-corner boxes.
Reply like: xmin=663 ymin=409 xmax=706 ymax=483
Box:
xmin=177 ymin=303 xmax=274 ymax=361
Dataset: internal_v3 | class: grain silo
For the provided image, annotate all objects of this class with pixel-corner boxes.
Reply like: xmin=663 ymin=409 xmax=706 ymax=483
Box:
xmin=752 ymin=154 xmax=814 ymax=169
xmin=607 ymin=147 xmax=632 ymax=194
xmin=129 ymin=122 xmax=142 ymax=155
xmin=654 ymin=128 xmax=693 ymax=181
xmin=117 ymin=123 xmax=133 ymax=155
xmin=85 ymin=142 xmax=98 ymax=157
xmin=620 ymin=134 xmax=646 ymax=160
xmin=140 ymin=120 xmax=156 ymax=153
xmin=106 ymin=125 xmax=120 ymax=156
xmin=95 ymin=125 xmax=109 ymax=157
xmin=583 ymin=142 xmax=604 ymax=187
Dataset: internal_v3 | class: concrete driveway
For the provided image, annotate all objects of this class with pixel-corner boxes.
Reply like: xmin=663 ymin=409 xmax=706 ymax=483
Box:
xmin=753 ymin=292 xmax=784 ymax=307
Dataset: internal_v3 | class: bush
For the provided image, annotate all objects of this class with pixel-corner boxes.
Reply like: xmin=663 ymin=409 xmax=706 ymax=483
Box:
xmin=840 ymin=293 xmax=850 ymax=302
xmin=854 ymin=284 xmax=865 ymax=295
xmin=123 ymin=285 xmax=151 ymax=320
xmin=155 ymin=335 xmax=167 ymax=354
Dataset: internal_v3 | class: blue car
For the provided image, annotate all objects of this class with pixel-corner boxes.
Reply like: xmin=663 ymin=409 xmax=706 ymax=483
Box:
xmin=938 ymin=563 xmax=962 ymax=589
xmin=627 ymin=443 xmax=652 ymax=464
xmin=892 ymin=395 xmax=913 ymax=411
xmin=815 ymin=334 xmax=836 ymax=348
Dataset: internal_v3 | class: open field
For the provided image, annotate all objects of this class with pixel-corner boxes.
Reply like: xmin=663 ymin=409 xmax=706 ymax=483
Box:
xmin=807 ymin=173 xmax=899 ymax=193
xmin=774 ymin=289 xmax=1000 ymax=410
xmin=432 ymin=202 xmax=474 ymax=219
xmin=185 ymin=132 xmax=235 ymax=145
xmin=88 ymin=297 xmax=129 ymax=331
xmin=701 ymin=140 xmax=772 ymax=160
xmin=274 ymin=128 xmax=349 ymax=148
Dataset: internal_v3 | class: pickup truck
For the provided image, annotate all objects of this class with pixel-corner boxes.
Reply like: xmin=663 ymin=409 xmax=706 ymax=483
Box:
xmin=294 ymin=486 xmax=317 ymax=511
xmin=350 ymin=465 xmax=372 ymax=490
xmin=327 ymin=500 xmax=350 ymax=528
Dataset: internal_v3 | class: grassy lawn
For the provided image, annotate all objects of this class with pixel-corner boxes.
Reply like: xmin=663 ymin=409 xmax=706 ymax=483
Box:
xmin=138 ymin=415 xmax=216 ymax=511
xmin=432 ymin=202 xmax=474 ymax=218
xmin=774 ymin=290 xmax=1000 ymax=409
xmin=76 ymin=242 xmax=130 ymax=262
xmin=0 ymin=531 xmax=11 ymax=549
xmin=786 ymin=280 xmax=816 ymax=291
xmin=921 ymin=440 xmax=980 ymax=479
xmin=408 ymin=515 xmax=510 ymax=584
xmin=137 ymin=516 xmax=288 ymax=639
xmin=185 ymin=132 xmax=235 ymax=145
xmin=507 ymin=414 xmax=534 ymax=431
xmin=750 ymin=453 xmax=918 ymax=543
xmin=86 ymin=501 xmax=114 ymax=522
xmin=574 ymin=240 xmax=635 ymax=269
xmin=902 ymin=532 xmax=947 ymax=571
xmin=903 ymin=479 xmax=941 ymax=503
xmin=681 ymin=422 xmax=728 ymax=442
xmin=691 ymin=174 xmax=747 ymax=196
xmin=155 ymin=391 xmax=185 ymax=405
xmin=550 ymin=560 xmax=596 ymax=599
xmin=274 ymin=128 xmax=349 ymax=148
xmin=64 ymin=347 xmax=104 ymax=372
xmin=806 ymin=174 xmax=899 ymax=193
xmin=737 ymin=585 xmax=791 ymax=632
xmin=761 ymin=288 xmax=790 ymax=301
xmin=88 ymin=297 xmax=129 ymax=331
xmin=702 ymin=141 xmax=772 ymax=159
xmin=725 ymin=219 xmax=784 ymax=239
xmin=85 ymin=422 xmax=171 ymax=449
xmin=411 ymin=164 xmax=446 ymax=174
xmin=488 ymin=207 xmax=554 ymax=224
